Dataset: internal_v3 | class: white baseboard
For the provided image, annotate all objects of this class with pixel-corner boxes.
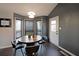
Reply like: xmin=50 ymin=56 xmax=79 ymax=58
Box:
xmin=57 ymin=46 xmax=76 ymax=56
xmin=50 ymin=42 xmax=76 ymax=56
xmin=59 ymin=51 xmax=69 ymax=56
xmin=0 ymin=45 xmax=12 ymax=49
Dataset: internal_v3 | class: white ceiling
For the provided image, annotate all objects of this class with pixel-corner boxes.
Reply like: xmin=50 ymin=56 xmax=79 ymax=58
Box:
xmin=0 ymin=3 xmax=57 ymax=17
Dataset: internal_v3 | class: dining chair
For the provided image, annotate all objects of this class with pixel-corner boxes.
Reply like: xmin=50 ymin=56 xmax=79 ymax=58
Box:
xmin=25 ymin=45 xmax=39 ymax=56
xmin=38 ymin=36 xmax=48 ymax=55
xmin=11 ymin=41 xmax=25 ymax=56
xmin=39 ymin=36 xmax=48 ymax=46
xmin=42 ymin=35 xmax=48 ymax=42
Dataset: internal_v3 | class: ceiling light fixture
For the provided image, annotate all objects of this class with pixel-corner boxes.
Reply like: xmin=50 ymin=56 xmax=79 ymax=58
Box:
xmin=27 ymin=11 xmax=36 ymax=18
xmin=27 ymin=11 xmax=36 ymax=16
xmin=28 ymin=15 xmax=34 ymax=18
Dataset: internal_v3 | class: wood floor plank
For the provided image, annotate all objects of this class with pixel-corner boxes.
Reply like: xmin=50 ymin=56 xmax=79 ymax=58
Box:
xmin=0 ymin=43 xmax=64 ymax=56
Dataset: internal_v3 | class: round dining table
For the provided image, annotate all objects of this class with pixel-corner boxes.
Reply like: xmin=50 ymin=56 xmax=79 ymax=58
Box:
xmin=16 ymin=35 xmax=42 ymax=46
xmin=16 ymin=35 xmax=42 ymax=55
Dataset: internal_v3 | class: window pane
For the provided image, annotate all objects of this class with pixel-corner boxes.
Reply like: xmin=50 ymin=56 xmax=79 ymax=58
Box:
xmin=51 ymin=25 xmax=56 ymax=32
xmin=16 ymin=20 xmax=21 ymax=38
xmin=37 ymin=21 xmax=42 ymax=31
xmin=51 ymin=20 xmax=56 ymax=25
xmin=36 ymin=21 xmax=42 ymax=35
xmin=16 ymin=20 xmax=21 ymax=31
xmin=25 ymin=21 xmax=33 ymax=31
xmin=25 ymin=21 xmax=34 ymax=35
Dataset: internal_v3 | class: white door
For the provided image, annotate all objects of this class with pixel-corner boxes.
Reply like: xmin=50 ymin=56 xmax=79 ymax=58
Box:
xmin=49 ymin=16 xmax=59 ymax=46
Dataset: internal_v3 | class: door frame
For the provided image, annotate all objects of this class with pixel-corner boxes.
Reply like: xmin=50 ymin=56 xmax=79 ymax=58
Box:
xmin=49 ymin=16 xmax=59 ymax=46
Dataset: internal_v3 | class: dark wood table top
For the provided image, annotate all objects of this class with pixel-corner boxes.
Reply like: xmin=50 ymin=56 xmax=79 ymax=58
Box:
xmin=16 ymin=35 xmax=42 ymax=44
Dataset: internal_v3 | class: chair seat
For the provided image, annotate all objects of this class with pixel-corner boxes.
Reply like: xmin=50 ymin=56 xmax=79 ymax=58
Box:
xmin=16 ymin=46 xmax=24 ymax=50
xmin=38 ymin=40 xmax=46 ymax=44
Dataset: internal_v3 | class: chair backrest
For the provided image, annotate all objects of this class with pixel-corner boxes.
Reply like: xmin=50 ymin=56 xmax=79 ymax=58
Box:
xmin=11 ymin=41 xmax=16 ymax=48
xmin=25 ymin=45 xmax=39 ymax=55
xmin=11 ymin=41 xmax=24 ymax=50
xmin=42 ymin=36 xmax=48 ymax=41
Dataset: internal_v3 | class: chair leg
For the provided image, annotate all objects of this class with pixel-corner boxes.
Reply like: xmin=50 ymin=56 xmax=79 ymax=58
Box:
xmin=40 ymin=44 xmax=44 ymax=55
xmin=44 ymin=44 xmax=47 ymax=49
xmin=21 ymin=48 xmax=24 ymax=56
xmin=13 ymin=49 xmax=16 ymax=56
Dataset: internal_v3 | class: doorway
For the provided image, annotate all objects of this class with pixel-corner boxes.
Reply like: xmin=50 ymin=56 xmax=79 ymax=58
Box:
xmin=49 ymin=16 xmax=59 ymax=46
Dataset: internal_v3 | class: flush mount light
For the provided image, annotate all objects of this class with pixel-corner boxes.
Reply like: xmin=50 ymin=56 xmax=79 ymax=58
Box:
xmin=27 ymin=11 xmax=36 ymax=16
xmin=28 ymin=15 xmax=34 ymax=18
xmin=27 ymin=11 xmax=36 ymax=18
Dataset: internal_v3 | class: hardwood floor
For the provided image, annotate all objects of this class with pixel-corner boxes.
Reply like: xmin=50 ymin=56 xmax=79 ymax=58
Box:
xmin=0 ymin=47 xmax=13 ymax=56
xmin=0 ymin=43 xmax=64 ymax=56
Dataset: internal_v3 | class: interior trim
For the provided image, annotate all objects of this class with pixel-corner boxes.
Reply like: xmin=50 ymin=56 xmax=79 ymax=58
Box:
xmin=57 ymin=46 xmax=76 ymax=56
xmin=50 ymin=42 xmax=76 ymax=56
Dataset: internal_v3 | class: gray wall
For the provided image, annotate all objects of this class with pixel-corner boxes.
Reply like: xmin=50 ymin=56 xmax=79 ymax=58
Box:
xmin=49 ymin=3 xmax=79 ymax=55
